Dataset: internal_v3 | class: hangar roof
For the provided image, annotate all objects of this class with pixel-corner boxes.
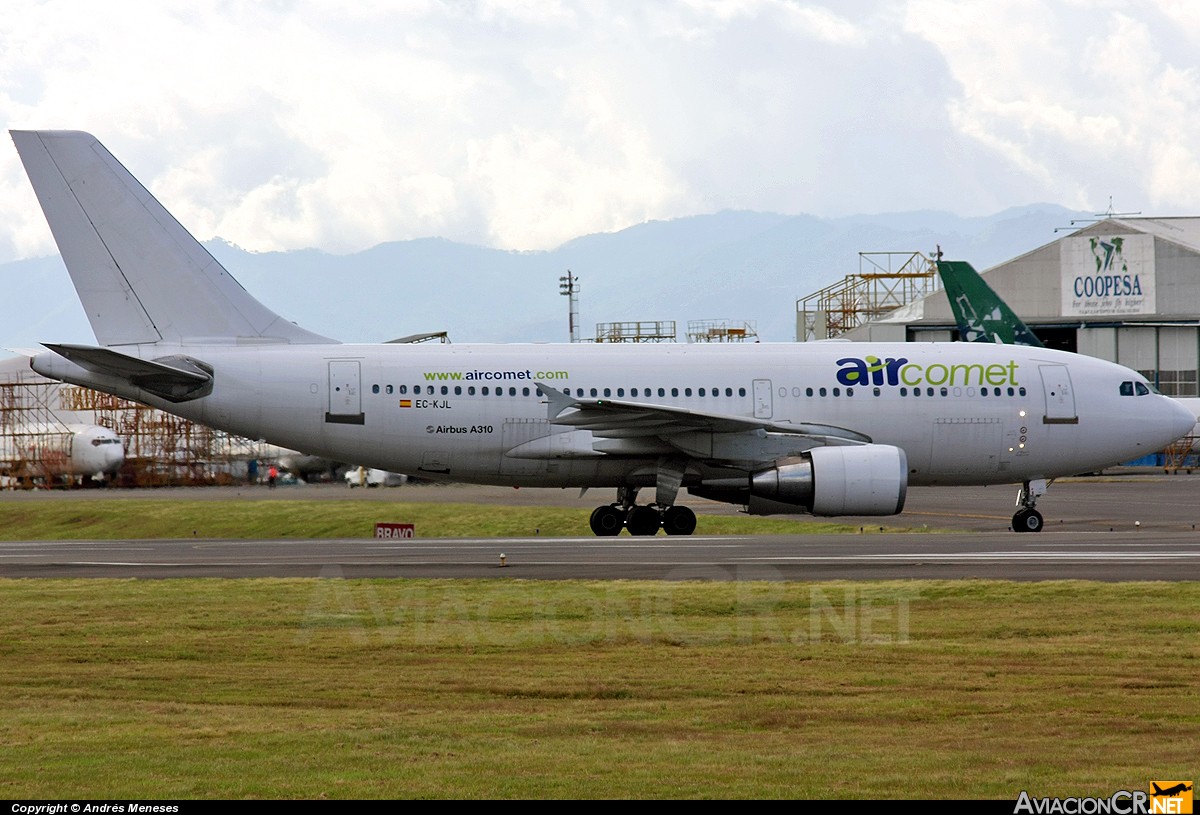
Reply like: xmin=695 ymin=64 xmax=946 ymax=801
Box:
xmin=1091 ymin=217 xmax=1200 ymax=252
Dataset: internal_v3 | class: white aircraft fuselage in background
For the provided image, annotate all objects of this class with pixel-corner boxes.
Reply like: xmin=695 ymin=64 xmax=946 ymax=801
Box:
xmin=11 ymin=130 xmax=1195 ymax=533
xmin=0 ymin=422 xmax=124 ymax=482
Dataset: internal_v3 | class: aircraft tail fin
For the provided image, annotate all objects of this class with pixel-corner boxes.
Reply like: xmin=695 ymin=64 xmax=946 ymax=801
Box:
xmin=936 ymin=260 xmax=1044 ymax=348
xmin=10 ymin=130 xmax=334 ymax=347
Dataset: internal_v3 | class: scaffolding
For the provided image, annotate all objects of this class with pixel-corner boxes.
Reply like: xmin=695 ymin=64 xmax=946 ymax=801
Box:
xmin=1162 ymin=435 xmax=1198 ymax=474
xmin=686 ymin=319 xmax=758 ymax=343
xmin=796 ymin=251 xmax=941 ymax=341
xmin=594 ymin=320 xmax=677 ymax=343
xmin=57 ymin=385 xmax=268 ymax=486
xmin=0 ymin=373 xmax=73 ymax=486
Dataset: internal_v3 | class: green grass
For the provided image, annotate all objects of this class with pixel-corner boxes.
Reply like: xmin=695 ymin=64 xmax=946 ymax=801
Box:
xmin=0 ymin=578 xmax=1196 ymax=799
xmin=0 ymin=499 xmax=928 ymax=539
xmin=0 ymin=498 xmax=1192 ymax=798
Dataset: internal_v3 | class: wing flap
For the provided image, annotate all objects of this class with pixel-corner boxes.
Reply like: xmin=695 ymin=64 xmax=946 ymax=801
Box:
xmin=537 ymin=382 xmax=871 ymax=445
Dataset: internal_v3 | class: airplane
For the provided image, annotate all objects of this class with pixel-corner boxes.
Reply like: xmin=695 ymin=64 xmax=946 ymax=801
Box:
xmin=936 ymin=257 xmax=1200 ymax=455
xmin=0 ymin=422 xmax=125 ymax=485
xmin=9 ymin=130 xmax=1195 ymax=534
xmin=935 ymin=259 xmax=1045 ymax=347
xmin=1151 ymin=783 xmax=1192 ymax=797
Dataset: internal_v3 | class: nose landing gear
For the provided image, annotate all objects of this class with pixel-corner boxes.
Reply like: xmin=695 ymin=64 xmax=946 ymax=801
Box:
xmin=1012 ymin=479 xmax=1049 ymax=533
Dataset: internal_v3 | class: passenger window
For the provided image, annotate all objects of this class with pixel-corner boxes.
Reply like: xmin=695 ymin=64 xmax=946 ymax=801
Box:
xmin=1019 ymin=387 xmax=1027 ymax=396
xmin=414 ymin=385 xmax=422 ymax=395
xmin=819 ymin=387 xmax=827 ymax=397
xmin=441 ymin=386 xmax=449 ymax=395
xmin=940 ymin=387 xmax=948 ymax=397
xmin=738 ymin=387 xmax=746 ymax=397
xmin=846 ymin=387 xmax=853 ymax=397
xmin=468 ymin=386 xmax=475 ymax=395
xmin=873 ymin=387 xmax=880 ymax=396
xmin=671 ymin=388 xmax=679 ymax=397
xmin=523 ymin=387 xmax=530 ymax=396
xmin=685 ymin=388 xmax=692 ymax=397
xmin=510 ymin=387 xmax=517 ymax=396
xmin=900 ymin=387 xmax=907 ymax=396
xmin=832 ymin=387 xmax=840 ymax=397
xmin=604 ymin=388 xmax=611 ymax=397
xmin=806 ymin=387 xmax=813 ymax=397
xmin=725 ymin=387 xmax=733 ymax=397
xmin=454 ymin=386 xmax=462 ymax=395
xmin=617 ymin=388 xmax=625 ymax=397
xmin=698 ymin=388 xmax=706 ymax=397
xmin=386 ymin=385 xmax=394 ymax=394
xmin=372 ymin=384 xmax=380 ymax=394
xmin=658 ymin=388 xmax=665 ymax=397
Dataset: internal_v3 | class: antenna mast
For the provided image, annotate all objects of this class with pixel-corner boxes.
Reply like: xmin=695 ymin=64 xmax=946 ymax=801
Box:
xmin=559 ymin=271 xmax=580 ymax=343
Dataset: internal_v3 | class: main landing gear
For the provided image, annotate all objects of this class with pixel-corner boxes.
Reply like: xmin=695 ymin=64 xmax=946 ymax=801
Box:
xmin=1012 ymin=479 xmax=1048 ymax=533
xmin=588 ymin=487 xmax=697 ymax=536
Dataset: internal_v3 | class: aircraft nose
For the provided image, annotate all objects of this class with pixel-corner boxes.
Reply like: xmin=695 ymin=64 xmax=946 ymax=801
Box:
xmin=105 ymin=442 xmax=126 ymax=473
xmin=1167 ymin=397 xmax=1198 ymax=443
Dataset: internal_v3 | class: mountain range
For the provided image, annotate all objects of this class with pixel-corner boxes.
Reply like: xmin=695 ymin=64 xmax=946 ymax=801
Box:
xmin=0 ymin=204 xmax=1091 ymax=350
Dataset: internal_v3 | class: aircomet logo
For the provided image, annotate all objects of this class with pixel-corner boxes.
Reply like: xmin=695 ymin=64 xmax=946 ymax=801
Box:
xmin=423 ymin=369 xmax=570 ymax=382
xmin=836 ymin=355 xmax=1021 ymax=388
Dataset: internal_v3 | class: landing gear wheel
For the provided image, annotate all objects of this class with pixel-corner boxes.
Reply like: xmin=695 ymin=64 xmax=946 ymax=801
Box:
xmin=589 ymin=505 xmax=624 ymax=536
xmin=1012 ymin=508 xmax=1044 ymax=533
xmin=661 ymin=505 xmax=697 ymax=536
xmin=626 ymin=505 xmax=662 ymax=536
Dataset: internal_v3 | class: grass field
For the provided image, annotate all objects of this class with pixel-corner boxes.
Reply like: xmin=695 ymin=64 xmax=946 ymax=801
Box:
xmin=0 ymin=499 xmax=926 ymax=540
xmin=0 ymin=499 xmax=1195 ymax=799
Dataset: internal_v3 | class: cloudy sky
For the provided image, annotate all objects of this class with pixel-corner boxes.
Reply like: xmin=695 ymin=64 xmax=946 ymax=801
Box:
xmin=1 ymin=0 xmax=1197 ymax=264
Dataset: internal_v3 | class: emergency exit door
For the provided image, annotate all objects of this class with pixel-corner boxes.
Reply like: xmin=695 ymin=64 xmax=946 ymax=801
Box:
xmin=1039 ymin=364 xmax=1077 ymax=424
xmin=753 ymin=379 xmax=773 ymax=419
xmin=326 ymin=360 xmax=365 ymax=425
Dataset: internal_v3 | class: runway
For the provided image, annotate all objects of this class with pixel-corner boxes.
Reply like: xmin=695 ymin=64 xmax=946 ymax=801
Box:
xmin=3 ymin=530 xmax=1200 ymax=580
xmin=3 ymin=473 xmax=1200 ymax=579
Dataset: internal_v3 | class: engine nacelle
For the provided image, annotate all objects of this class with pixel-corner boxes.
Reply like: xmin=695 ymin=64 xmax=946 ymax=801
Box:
xmin=749 ymin=444 xmax=908 ymax=516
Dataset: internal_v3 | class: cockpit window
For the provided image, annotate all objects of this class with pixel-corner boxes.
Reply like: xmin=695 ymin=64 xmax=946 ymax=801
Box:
xmin=1135 ymin=382 xmax=1150 ymax=396
xmin=1120 ymin=381 xmax=1133 ymax=396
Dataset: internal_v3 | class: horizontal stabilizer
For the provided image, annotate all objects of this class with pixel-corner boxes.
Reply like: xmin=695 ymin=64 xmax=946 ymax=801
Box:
xmin=43 ymin=343 xmax=213 ymax=402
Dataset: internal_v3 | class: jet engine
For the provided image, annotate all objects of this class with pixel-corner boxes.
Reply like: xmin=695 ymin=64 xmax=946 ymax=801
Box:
xmin=748 ymin=444 xmax=908 ymax=516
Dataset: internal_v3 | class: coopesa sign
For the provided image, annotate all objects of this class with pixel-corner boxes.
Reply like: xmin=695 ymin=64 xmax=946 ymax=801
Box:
xmin=836 ymin=355 xmax=1020 ymax=388
xmin=1062 ymin=233 xmax=1155 ymax=317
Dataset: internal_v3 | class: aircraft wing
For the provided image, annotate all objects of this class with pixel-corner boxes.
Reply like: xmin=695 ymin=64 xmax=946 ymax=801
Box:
xmin=537 ymin=382 xmax=870 ymax=446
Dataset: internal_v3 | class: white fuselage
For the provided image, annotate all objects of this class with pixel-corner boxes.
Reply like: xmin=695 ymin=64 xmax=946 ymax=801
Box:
xmin=32 ymin=340 xmax=1193 ymax=493
xmin=0 ymin=423 xmax=125 ymax=480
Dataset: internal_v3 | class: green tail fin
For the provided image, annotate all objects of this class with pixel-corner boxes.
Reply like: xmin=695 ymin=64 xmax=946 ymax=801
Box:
xmin=935 ymin=260 xmax=1044 ymax=347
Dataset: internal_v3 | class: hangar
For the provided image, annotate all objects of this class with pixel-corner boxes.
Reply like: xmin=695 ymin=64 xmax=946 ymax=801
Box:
xmin=840 ymin=217 xmax=1200 ymax=397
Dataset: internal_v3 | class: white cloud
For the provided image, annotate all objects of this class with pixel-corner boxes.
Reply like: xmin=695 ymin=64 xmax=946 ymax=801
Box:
xmin=904 ymin=0 xmax=1200 ymax=214
xmin=4 ymin=0 xmax=1200 ymax=262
